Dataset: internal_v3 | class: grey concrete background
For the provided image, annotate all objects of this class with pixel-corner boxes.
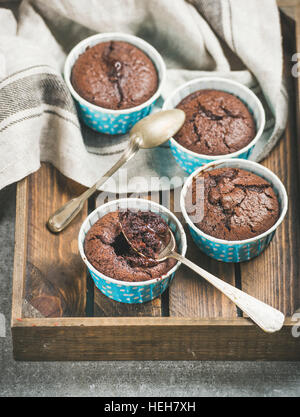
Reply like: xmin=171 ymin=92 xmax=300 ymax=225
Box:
xmin=0 ymin=183 xmax=300 ymax=397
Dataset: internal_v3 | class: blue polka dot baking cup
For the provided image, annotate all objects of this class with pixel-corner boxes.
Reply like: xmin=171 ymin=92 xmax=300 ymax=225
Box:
xmin=163 ymin=77 xmax=266 ymax=173
xmin=78 ymin=198 xmax=187 ymax=304
xmin=180 ymin=159 xmax=288 ymax=263
xmin=64 ymin=32 xmax=166 ymax=135
xmin=75 ymin=101 xmax=155 ymax=135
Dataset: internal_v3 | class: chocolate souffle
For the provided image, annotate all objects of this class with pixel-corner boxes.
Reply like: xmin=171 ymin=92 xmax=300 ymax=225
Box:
xmin=71 ymin=40 xmax=158 ymax=110
xmin=84 ymin=210 xmax=176 ymax=282
xmin=174 ymin=89 xmax=256 ymax=155
xmin=186 ymin=167 xmax=280 ymax=241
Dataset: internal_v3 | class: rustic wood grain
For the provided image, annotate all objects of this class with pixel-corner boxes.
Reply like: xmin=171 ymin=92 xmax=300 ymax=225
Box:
xmin=12 ymin=178 xmax=28 ymax=320
xmin=23 ymin=163 xmax=87 ymax=317
xmin=93 ymin=291 xmax=162 ymax=317
xmin=277 ymin=0 xmax=299 ymax=19
xmin=93 ymin=191 xmax=163 ymax=317
xmin=12 ymin=317 xmax=300 ymax=361
xmin=295 ymin=3 xmax=300 ymax=181
xmin=239 ymin=12 xmax=300 ymax=316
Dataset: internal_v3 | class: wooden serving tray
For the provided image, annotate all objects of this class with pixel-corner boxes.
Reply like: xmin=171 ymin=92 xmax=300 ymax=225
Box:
xmin=11 ymin=7 xmax=300 ymax=360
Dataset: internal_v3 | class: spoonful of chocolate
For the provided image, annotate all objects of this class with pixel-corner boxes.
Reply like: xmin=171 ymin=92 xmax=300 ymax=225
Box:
xmin=120 ymin=210 xmax=285 ymax=334
xmin=47 ymin=109 xmax=185 ymax=233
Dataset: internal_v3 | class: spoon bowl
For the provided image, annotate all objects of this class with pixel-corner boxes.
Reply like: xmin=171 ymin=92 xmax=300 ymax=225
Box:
xmin=120 ymin=218 xmax=176 ymax=262
xmin=130 ymin=109 xmax=185 ymax=149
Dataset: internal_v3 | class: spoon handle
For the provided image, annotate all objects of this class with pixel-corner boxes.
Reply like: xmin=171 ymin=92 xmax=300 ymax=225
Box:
xmin=171 ymin=252 xmax=285 ymax=333
xmin=47 ymin=136 xmax=140 ymax=233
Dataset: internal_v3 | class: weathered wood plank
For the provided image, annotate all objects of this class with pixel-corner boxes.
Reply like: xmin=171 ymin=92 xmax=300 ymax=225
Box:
xmin=295 ymin=3 xmax=300 ymax=180
xmin=12 ymin=318 xmax=300 ymax=361
xmin=277 ymin=0 xmax=298 ymax=19
xmin=23 ymin=163 xmax=87 ymax=317
xmin=12 ymin=178 xmax=28 ymax=320
xmin=239 ymin=12 xmax=300 ymax=316
xmin=93 ymin=291 xmax=162 ymax=317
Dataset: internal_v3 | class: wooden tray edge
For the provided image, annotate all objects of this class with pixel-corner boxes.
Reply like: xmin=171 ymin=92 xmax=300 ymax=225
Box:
xmin=11 ymin=177 xmax=28 ymax=323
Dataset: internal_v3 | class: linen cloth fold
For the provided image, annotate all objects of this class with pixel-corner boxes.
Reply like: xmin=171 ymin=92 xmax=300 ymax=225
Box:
xmin=0 ymin=0 xmax=287 ymax=193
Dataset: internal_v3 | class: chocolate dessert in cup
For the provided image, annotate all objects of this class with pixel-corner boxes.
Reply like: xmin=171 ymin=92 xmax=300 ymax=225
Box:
xmin=78 ymin=198 xmax=187 ymax=304
xmin=162 ymin=77 xmax=265 ymax=173
xmin=180 ymin=158 xmax=288 ymax=263
xmin=64 ymin=32 xmax=166 ymax=134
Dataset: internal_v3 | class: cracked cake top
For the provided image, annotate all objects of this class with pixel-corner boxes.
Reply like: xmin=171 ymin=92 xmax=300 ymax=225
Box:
xmin=187 ymin=167 xmax=280 ymax=241
xmin=71 ymin=40 xmax=158 ymax=110
xmin=174 ymin=89 xmax=256 ymax=156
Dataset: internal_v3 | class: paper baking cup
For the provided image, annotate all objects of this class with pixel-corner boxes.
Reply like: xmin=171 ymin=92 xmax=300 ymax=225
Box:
xmin=180 ymin=159 xmax=288 ymax=263
xmin=78 ymin=198 xmax=187 ymax=303
xmin=163 ymin=77 xmax=265 ymax=173
xmin=64 ymin=33 xmax=166 ymax=135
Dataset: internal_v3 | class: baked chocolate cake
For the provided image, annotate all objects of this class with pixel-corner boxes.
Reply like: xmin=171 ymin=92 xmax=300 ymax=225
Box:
xmin=186 ymin=167 xmax=280 ymax=240
xmin=71 ymin=40 xmax=158 ymax=110
xmin=174 ymin=89 xmax=256 ymax=155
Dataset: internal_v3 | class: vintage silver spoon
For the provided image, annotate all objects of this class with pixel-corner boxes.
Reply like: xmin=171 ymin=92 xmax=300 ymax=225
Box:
xmin=121 ymin=224 xmax=285 ymax=333
xmin=47 ymin=109 xmax=185 ymax=233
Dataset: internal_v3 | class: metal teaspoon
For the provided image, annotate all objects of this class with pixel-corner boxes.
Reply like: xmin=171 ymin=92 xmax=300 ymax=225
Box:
xmin=121 ymin=223 xmax=285 ymax=333
xmin=47 ymin=109 xmax=185 ymax=233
